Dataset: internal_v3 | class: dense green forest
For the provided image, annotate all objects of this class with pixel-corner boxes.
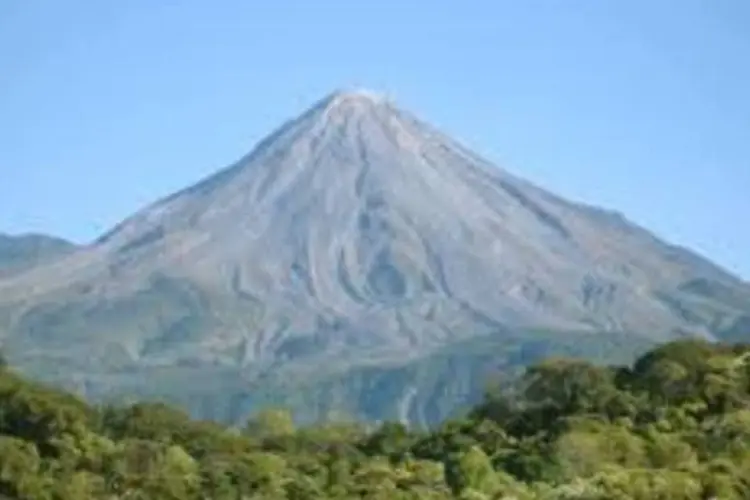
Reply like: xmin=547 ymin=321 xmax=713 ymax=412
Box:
xmin=2 ymin=338 xmax=750 ymax=499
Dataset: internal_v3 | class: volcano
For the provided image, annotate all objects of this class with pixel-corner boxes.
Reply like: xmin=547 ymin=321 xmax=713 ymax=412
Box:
xmin=1 ymin=90 xmax=748 ymax=424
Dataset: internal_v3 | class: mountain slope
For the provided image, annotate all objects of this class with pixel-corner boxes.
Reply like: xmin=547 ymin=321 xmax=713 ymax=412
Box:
xmin=1 ymin=90 xmax=748 ymax=423
xmin=0 ymin=233 xmax=77 ymax=278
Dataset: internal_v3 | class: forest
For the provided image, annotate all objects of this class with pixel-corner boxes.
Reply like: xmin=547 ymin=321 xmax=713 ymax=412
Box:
xmin=2 ymin=338 xmax=750 ymax=499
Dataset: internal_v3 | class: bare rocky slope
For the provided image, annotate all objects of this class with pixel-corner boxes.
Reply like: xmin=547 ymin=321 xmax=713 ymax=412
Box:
xmin=1 ymin=90 xmax=748 ymax=424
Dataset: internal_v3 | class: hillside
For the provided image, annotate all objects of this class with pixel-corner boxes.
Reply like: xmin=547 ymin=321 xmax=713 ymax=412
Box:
xmin=0 ymin=233 xmax=77 ymax=278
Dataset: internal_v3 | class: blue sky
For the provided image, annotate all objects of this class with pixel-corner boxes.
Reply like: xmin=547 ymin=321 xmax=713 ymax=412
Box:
xmin=1 ymin=0 xmax=748 ymax=278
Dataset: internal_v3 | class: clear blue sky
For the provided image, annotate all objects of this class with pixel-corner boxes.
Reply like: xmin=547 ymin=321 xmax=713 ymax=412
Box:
xmin=1 ymin=0 xmax=748 ymax=278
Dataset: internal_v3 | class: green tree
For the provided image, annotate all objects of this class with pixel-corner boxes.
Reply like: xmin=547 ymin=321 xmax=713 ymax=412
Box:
xmin=244 ymin=408 xmax=296 ymax=440
xmin=445 ymin=445 xmax=500 ymax=496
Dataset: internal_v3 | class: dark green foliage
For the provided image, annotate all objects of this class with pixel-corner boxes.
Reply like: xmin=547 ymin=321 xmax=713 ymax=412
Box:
xmin=2 ymin=339 xmax=750 ymax=498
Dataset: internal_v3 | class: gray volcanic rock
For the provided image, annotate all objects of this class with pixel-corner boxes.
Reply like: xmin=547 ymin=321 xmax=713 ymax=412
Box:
xmin=1 ymin=90 xmax=748 ymax=422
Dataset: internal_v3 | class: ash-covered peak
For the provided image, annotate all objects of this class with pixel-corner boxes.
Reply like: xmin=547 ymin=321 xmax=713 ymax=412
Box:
xmin=330 ymin=87 xmax=387 ymax=102
xmin=314 ymin=88 xmax=392 ymax=114
xmin=329 ymin=88 xmax=387 ymax=103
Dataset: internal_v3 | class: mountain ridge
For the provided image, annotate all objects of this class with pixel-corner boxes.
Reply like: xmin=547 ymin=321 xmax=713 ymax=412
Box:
xmin=0 ymin=233 xmax=78 ymax=278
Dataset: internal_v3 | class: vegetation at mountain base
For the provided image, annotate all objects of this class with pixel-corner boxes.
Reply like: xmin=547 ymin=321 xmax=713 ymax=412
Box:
xmin=13 ymin=328 xmax=655 ymax=429
xmin=2 ymin=338 xmax=750 ymax=498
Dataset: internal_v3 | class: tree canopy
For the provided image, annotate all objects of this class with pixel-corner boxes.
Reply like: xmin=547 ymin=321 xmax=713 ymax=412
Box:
xmin=2 ymin=338 xmax=750 ymax=498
